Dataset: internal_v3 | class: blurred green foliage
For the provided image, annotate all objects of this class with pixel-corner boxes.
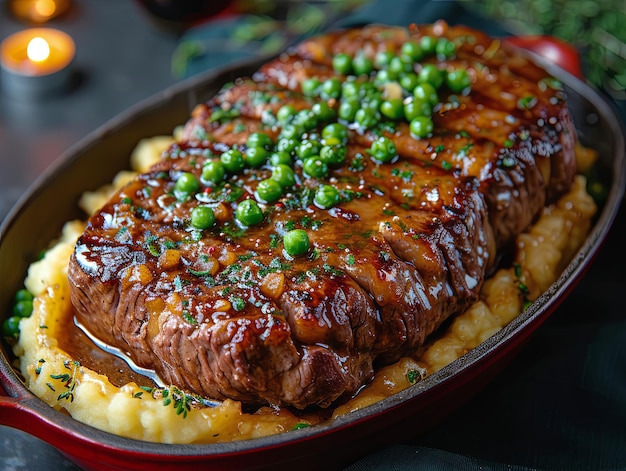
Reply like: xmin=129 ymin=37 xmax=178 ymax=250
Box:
xmin=172 ymin=0 xmax=368 ymax=77
xmin=473 ymin=0 xmax=626 ymax=98
xmin=175 ymin=0 xmax=625 ymax=101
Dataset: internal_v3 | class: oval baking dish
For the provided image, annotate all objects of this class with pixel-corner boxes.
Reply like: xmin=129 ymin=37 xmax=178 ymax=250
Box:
xmin=1 ymin=36 xmax=624 ymax=471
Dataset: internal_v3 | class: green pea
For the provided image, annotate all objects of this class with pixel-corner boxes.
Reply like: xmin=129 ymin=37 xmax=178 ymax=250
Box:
xmin=446 ymin=68 xmax=471 ymax=92
xmin=175 ymin=172 xmax=200 ymax=195
xmin=338 ymin=98 xmax=359 ymax=121
xmin=435 ymin=37 xmax=456 ymax=59
xmin=388 ymin=56 xmax=413 ymax=76
xmin=235 ymin=199 xmax=264 ymax=226
xmin=375 ymin=50 xmax=394 ymax=69
xmin=292 ymin=109 xmax=317 ymax=131
xmin=245 ymin=146 xmax=269 ymax=168
xmin=319 ymin=144 xmax=347 ymax=166
xmin=323 ymin=136 xmax=341 ymax=146
xmin=275 ymin=137 xmax=298 ymax=154
xmin=14 ymin=289 xmax=34 ymax=302
xmin=297 ymin=140 xmax=322 ymax=160
xmin=320 ymin=78 xmax=342 ymax=100
xmin=269 ymin=151 xmax=293 ymax=166
xmin=355 ymin=107 xmax=380 ymax=129
xmin=279 ymin=123 xmax=303 ymax=140
xmin=374 ymin=68 xmax=398 ymax=85
xmin=369 ymin=136 xmax=397 ymax=163
xmin=271 ymin=164 xmax=296 ymax=188
xmin=246 ymin=132 xmax=273 ymax=150
xmin=201 ymin=160 xmax=226 ymax=184
xmin=311 ymin=102 xmax=336 ymax=122
xmin=341 ymin=80 xmax=360 ymax=99
xmin=302 ymin=77 xmax=321 ymax=97
xmin=400 ymin=72 xmax=420 ymax=92
xmin=420 ymin=35 xmax=437 ymax=55
xmin=314 ymin=184 xmax=340 ymax=209
xmin=363 ymin=95 xmax=383 ymax=111
xmin=277 ymin=104 xmax=297 ymax=123
xmin=261 ymin=109 xmax=276 ymax=127
xmin=302 ymin=158 xmax=329 ymax=179
xmin=220 ymin=149 xmax=245 ymax=173
xmin=332 ymin=52 xmax=353 ymax=75
xmin=283 ymin=229 xmax=310 ymax=256
xmin=418 ymin=64 xmax=444 ymax=89
xmin=352 ymin=53 xmax=374 ymax=76
xmin=380 ymin=98 xmax=404 ymax=120
xmin=321 ymin=122 xmax=348 ymax=143
xmin=256 ymin=179 xmax=283 ymax=203
xmin=401 ymin=40 xmax=424 ymax=62
xmin=409 ymin=116 xmax=434 ymax=138
xmin=191 ymin=205 xmax=215 ymax=229
xmin=358 ymin=81 xmax=377 ymax=98
xmin=413 ymin=82 xmax=439 ymax=107
xmin=404 ymin=97 xmax=432 ymax=121
xmin=2 ymin=316 xmax=21 ymax=338
xmin=12 ymin=299 xmax=33 ymax=318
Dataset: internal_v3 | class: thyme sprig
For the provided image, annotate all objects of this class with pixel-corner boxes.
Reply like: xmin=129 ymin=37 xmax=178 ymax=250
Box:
xmin=513 ymin=263 xmax=532 ymax=310
xmin=48 ymin=360 xmax=80 ymax=403
xmin=137 ymin=385 xmax=220 ymax=418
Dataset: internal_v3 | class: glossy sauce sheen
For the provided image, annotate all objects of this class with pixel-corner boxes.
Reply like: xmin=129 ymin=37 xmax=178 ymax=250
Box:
xmin=56 ymin=307 xmax=157 ymax=389
xmin=67 ymin=22 xmax=576 ymax=409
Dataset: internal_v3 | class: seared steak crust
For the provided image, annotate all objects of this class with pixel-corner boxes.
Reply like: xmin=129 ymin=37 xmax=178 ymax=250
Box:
xmin=69 ymin=22 xmax=576 ymax=409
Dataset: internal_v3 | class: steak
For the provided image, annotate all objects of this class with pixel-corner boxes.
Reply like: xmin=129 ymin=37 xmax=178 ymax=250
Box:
xmin=68 ymin=22 xmax=577 ymax=409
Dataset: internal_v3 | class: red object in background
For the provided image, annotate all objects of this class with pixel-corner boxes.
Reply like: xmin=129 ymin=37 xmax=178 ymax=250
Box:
xmin=504 ymin=35 xmax=584 ymax=79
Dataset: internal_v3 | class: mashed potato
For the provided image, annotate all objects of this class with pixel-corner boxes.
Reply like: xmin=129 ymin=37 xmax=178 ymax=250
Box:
xmin=11 ymin=135 xmax=597 ymax=443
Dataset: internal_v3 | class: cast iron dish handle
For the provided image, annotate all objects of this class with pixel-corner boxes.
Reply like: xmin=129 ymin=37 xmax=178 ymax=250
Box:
xmin=0 ymin=372 xmax=43 ymax=433
xmin=0 ymin=367 xmax=81 ymax=452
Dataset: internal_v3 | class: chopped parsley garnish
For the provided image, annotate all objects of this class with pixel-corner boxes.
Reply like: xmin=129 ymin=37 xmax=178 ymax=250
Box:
xmin=517 ymin=95 xmax=537 ymax=110
xmin=115 ymin=226 xmax=129 ymax=242
xmin=349 ymin=154 xmax=365 ymax=172
xmin=182 ymin=310 xmax=197 ymax=325
xmin=230 ymin=296 xmax=246 ymax=312
xmin=322 ymin=263 xmax=344 ymax=277
xmin=209 ymin=108 xmax=241 ymax=124
xmin=391 ymin=168 xmax=414 ymax=182
xmin=173 ymin=275 xmax=191 ymax=291
xmin=269 ymin=233 xmax=280 ymax=249
xmin=144 ymin=235 xmax=161 ymax=256
xmin=292 ymin=423 xmax=311 ymax=430
xmin=406 ymin=370 xmax=420 ymax=384
xmin=258 ymin=258 xmax=291 ymax=277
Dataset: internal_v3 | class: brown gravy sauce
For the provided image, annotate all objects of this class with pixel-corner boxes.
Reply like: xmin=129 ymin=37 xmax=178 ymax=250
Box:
xmin=57 ymin=306 xmax=334 ymax=421
xmin=56 ymin=307 xmax=159 ymax=390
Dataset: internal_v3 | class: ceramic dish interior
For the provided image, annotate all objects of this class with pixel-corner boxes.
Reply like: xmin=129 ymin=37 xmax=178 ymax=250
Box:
xmin=0 ymin=49 xmax=624 ymax=471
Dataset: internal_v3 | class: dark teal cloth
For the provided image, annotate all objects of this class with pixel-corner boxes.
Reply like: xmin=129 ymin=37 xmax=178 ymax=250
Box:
xmin=178 ymin=2 xmax=626 ymax=470
xmin=178 ymin=1 xmax=509 ymax=79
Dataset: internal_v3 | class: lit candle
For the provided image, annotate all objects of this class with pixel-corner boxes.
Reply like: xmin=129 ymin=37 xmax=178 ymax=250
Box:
xmin=7 ymin=0 xmax=72 ymax=24
xmin=0 ymin=28 xmax=76 ymax=99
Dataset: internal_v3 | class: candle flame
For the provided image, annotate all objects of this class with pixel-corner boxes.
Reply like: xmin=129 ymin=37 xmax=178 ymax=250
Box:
xmin=26 ymin=36 xmax=51 ymax=62
xmin=34 ymin=0 xmax=57 ymax=18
